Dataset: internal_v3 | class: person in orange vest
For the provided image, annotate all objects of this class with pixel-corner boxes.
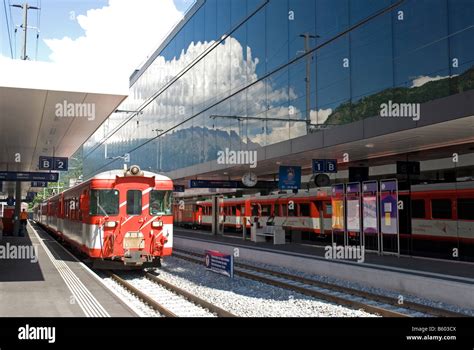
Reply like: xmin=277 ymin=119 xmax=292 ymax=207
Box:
xmin=19 ymin=209 xmax=28 ymax=236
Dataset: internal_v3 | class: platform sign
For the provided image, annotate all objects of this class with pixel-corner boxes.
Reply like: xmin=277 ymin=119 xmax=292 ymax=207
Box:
xmin=31 ymin=181 xmax=48 ymax=188
xmin=205 ymin=250 xmax=234 ymax=278
xmin=331 ymin=184 xmax=345 ymax=232
xmin=0 ymin=171 xmax=59 ymax=182
xmin=380 ymin=180 xmax=398 ymax=235
xmin=40 ymin=156 xmax=68 ymax=171
xmin=313 ymin=160 xmax=325 ymax=173
xmin=278 ymin=166 xmax=301 ymax=190
xmin=362 ymin=181 xmax=378 ymax=235
xmin=26 ymin=192 xmax=37 ymax=202
xmin=173 ymin=185 xmax=185 ymax=192
xmin=346 ymin=183 xmax=361 ymax=233
xmin=39 ymin=156 xmax=54 ymax=170
xmin=396 ymin=161 xmax=420 ymax=176
xmin=53 ymin=157 xmax=68 ymax=171
xmin=190 ymin=180 xmax=240 ymax=189
xmin=312 ymin=159 xmax=337 ymax=174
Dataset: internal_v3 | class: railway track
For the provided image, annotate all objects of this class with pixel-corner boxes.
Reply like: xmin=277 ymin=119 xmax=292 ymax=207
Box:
xmin=106 ymin=271 xmax=236 ymax=317
xmin=172 ymin=248 xmax=468 ymax=318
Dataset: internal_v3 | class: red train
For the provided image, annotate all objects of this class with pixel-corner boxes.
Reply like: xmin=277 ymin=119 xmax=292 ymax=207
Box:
xmin=34 ymin=166 xmax=173 ymax=269
xmin=174 ymin=182 xmax=474 ymax=261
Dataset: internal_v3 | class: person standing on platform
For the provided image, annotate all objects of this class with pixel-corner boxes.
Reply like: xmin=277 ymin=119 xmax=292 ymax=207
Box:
xmin=19 ymin=209 xmax=28 ymax=237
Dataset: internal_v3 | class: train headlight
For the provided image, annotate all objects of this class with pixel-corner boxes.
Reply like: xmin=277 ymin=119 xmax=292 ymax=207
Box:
xmin=105 ymin=221 xmax=117 ymax=228
xmin=124 ymin=165 xmax=144 ymax=177
xmin=152 ymin=221 xmax=163 ymax=228
xmin=130 ymin=165 xmax=141 ymax=175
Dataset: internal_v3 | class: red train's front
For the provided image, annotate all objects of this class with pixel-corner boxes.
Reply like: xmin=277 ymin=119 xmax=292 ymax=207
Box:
xmin=84 ymin=166 xmax=173 ymax=269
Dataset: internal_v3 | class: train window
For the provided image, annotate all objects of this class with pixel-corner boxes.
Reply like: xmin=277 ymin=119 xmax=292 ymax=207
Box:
xmin=251 ymin=205 xmax=259 ymax=216
xmin=150 ymin=190 xmax=173 ymax=216
xmin=281 ymin=204 xmax=287 ymax=216
xmin=89 ymin=190 xmax=119 ymax=216
xmin=299 ymin=203 xmax=310 ymax=217
xmin=126 ymin=190 xmax=142 ymax=215
xmin=288 ymin=203 xmax=295 ymax=217
xmin=431 ymin=199 xmax=452 ymax=219
xmin=411 ymin=200 xmax=425 ymax=219
xmin=458 ymin=199 xmax=474 ymax=220
xmin=325 ymin=204 xmax=332 ymax=215
xmin=261 ymin=205 xmax=271 ymax=216
xmin=274 ymin=204 xmax=280 ymax=216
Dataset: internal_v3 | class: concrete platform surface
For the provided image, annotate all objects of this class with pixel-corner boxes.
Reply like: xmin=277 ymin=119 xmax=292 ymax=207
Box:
xmin=0 ymin=222 xmax=137 ymax=317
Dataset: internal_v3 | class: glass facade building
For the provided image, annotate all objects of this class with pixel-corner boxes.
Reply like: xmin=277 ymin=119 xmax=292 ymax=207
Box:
xmin=83 ymin=0 xmax=474 ymax=178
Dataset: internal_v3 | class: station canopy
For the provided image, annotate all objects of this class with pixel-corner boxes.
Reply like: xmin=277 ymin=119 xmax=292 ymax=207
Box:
xmin=0 ymin=58 xmax=128 ymax=197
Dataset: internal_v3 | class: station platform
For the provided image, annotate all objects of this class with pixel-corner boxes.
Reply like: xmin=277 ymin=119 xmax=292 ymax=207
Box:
xmin=0 ymin=222 xmax=137 ymax=317
xmin=173 ymin=228 xmax=474 ymax=310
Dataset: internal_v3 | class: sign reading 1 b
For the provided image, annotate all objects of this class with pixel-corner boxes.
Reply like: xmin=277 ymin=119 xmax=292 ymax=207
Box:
xmin=39 ymin=156 xmax=69 ymax=171
xmin=312 ymin=159 xmax=338 ymax=173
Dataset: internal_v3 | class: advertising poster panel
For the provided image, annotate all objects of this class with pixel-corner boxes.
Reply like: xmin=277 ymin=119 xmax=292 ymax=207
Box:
xmin=380 ymin=180 xmax=398 ymax=235
xmin=331 ymin=184 xmax=345 ymax=231
xmin=278 ymin=166 xmax=302 ymax=190
xmin=346 ymin=183 xmax=361 ymax=232
xmin=362 ymin=181 xmax=378 ymax=235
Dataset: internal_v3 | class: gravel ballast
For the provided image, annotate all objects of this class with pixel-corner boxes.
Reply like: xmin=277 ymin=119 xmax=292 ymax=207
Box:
xmin=173 ymin=246 xmax=474 ymax=317
xmin=158 ymin=256 xmax=377 ymax=317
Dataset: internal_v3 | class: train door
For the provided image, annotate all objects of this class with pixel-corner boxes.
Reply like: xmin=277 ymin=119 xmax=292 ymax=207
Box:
xmin=211 ymin=196 xmax=224 ymax=235
xmin=398 ymin=194 xmax=412 ymax=255
xmin=314 ymin=201 xmax=325 ymax=236
xmin=195 ymin=205 xmax=203 ymax=227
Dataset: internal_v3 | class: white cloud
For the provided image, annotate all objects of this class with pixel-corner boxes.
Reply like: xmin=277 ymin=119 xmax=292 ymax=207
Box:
xmin=111 ymin=37 xmax=298 ymax=140
xmin=0 ymin=54 xmax=12 ymax=63
xmin=44 ymin=0 xmax=183 ymax=84
xmin=91 ymin=34 xmax=323 ymax=148
xmin=411 ymin=74 xmax=454 ymax=88
xmin=310 ymin=108 xmax=333 ymax=125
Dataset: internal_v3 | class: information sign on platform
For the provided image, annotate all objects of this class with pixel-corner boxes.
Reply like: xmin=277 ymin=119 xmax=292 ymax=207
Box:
xmin=204 ymin=250 xmax=234 ymax=278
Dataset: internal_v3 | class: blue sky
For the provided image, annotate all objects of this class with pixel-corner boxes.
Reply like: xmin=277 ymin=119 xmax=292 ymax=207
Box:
xmin=0 ymin=0 xmax=191 ymax=61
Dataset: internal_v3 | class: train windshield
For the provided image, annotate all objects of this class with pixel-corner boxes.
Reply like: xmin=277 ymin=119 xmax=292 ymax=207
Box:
xmin=149 ymin=190 xmax=173 ymax=216
xmin=90 ymin=190 xmax=119 ymax=216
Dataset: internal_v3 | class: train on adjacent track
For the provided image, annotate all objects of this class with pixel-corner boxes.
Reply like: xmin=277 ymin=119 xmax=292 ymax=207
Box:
xmin=174 ymin=181 xmax=474 ymax=261
xmin=33 ymin=166 xmax=174 ymax=269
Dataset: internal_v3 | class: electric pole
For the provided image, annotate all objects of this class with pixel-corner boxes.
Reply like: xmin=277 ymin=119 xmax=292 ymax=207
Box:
xmin=153 ymin=129 xmax=164 ymax=172
xmin=300 ymin=33 xmax=318 ymax=134
xmin=12 ymin=2 xmax=39 ymax=60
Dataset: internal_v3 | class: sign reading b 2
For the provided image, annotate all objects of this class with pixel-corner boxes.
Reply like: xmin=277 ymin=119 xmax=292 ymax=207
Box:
xmin=39 ymin=156 xmax=68 ymax=171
